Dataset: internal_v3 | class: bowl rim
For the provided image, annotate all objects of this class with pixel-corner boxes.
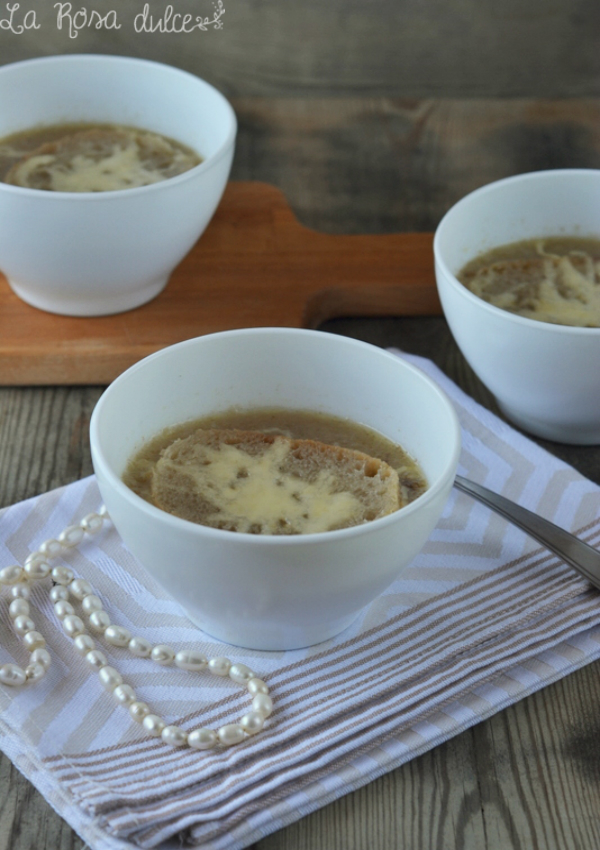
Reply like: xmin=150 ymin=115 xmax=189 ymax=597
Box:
xmin=90 ymin=327 xmax=462 ymax=546
xmin=433 ymin=168 xmax=600 ymax=335
xmin=0 ymin=53 xmax=237 ymax=201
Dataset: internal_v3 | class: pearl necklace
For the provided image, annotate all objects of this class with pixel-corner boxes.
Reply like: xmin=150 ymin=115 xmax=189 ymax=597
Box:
xmin=0 ymin=507 xmax=272 ymax=749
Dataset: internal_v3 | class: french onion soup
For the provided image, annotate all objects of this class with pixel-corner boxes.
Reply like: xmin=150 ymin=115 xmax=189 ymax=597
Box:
xmin=0 ymin=122 xmax=201 ymax=192
xmin=458 ymin=236 xmax=600 ymax=327
xmin=123 ymin=408 xmax=427 ymax=535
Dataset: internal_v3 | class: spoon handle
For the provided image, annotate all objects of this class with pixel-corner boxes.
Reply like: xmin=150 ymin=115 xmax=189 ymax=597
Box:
xmin=454 ymin=474 xmax=600 ymax=591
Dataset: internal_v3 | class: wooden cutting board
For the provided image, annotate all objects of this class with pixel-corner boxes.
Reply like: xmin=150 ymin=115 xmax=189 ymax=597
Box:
xmin=0 ymin=181 xmax=440 ymax=386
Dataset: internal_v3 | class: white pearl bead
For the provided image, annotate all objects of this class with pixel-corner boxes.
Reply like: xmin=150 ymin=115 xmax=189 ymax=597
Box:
xmin=73 ymin=634 xmax=95 ymax=655
xmin=30 ymin=647 xmax=51 ymax=669
xmin=0 ymin=565 xmax=24 ymax=585
xmin=58 ymin=525 xmax=85 ymax=547
xmin=228 ymin=663 xmax=255 ymax=684
xmin=49 ymin=585 xmax=69 ymax=603
xmin=11 ymin=583 xmax=31 ymax=600
xmin=142 ymin=714 xmax=165 ymax=737
xmin=151 ymin=645 xmax=175 ymax=665
xmin=129 ymin=701 xmax=151 ymax=723
xmin=81 ymin=594 xmax=103 ymax=614
xmin=81 ymin=513 xmax=103 ymax=533
xmin=0 ymin=663 xmax=26 ymax=687
xmin=69 ymin=578 xmax=93 ymax=600
xmin=24 ymin=552 xmax=46 ymax=568
xmin=9 ymin=598 xmax=30 ymax=619
xmin=25 ymin=662 xmax=46 ymax=682
xmin=218 ymin=724 xmax=246 ymax=746
xmin=24 ymin=559 xmax=50 ymax=580
xmin=251 ymin=693 xmax=273 ymax=718
xmin=54 ymin=600 xmax=75 ymax=619
xmin=51 ymin=566 xmax=74 ymax=585
xmin=98 ymin=665 xmax=123 ymax=691
xmin=113 ymin=684 xmax=136 ymax=705
xmin=208 ymin=656 xmax=231 ymax=677
xmin=86 ymin=650 xmax=108 ymax=670
xmin=188 ymin=728 xmax=218 ymax=749
xmin=161 ymin=725 xmax=188 ymax=747
xmin=247 ymin=678 xmax=270 ymax=696
xmin=128 ymin=636 xmax=152 ymax=657
xmin=88 ymin=611 xmax=111 ymax=633
xmin=39 ymin=538 xmax=63 ymax=558
xmin=174 ymin=650 xmax=207 ymax=672
xmin=240 ymin=711 xmax=265 ymax=735
xmin=23 ymin=631 xmax=46 ymax=651
xmin=13 ymin=615 xmax=36 ymax=635
xmin=62 ymin=614 xmax=85 ymax=638
xmin=104 ymin=625 xmax=131 ymax=647
xmin=99 ymin=505 xmax=109 ymax=518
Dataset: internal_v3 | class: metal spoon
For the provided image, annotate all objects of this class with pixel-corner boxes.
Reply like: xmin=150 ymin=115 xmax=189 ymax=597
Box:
xmin=454 ymin=474 xmax=600 ymax=591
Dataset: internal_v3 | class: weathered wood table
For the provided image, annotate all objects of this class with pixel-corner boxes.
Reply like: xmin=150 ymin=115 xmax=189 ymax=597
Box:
xmin=1 ymin=98 xmax=600 ymax=850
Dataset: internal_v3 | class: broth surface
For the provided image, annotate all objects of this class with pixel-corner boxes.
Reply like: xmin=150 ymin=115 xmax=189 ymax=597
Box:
xmin=123 ymin=408 xmax=428 ymax=533
xmin=458 ymin=236 xmax=600 ymax=327
xmin=0 ymin=122 xmax=201 ymax=192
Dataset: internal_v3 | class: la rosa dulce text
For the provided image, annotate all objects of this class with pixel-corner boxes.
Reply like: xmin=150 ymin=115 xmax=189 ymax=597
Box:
xmin=0 ymin=1 xmax=225 ymax=36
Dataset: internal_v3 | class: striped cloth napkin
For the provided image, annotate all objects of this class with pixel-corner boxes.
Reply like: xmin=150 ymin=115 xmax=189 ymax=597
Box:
xmin=1 ymin=352 xmax=600 ymax=850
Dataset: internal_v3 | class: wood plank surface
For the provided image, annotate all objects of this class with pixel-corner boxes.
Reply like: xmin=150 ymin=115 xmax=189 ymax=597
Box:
xmin=0 ymin=181 xmax=439 ymax=386
xmin=1 ymin=96 xmax=600 ymax=850
xmin=230 ymin=97 xmax=600 ymax=234
xmin=1 ymin=0 xmax=599 ymax=99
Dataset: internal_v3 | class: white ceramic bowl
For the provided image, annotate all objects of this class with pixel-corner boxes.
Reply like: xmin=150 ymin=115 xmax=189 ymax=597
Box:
xmin=90 ymin=328 xmax=461 ymax=650
xmin=434 ymin=169 xmax=600 ymax=444
xmin=0 ymin=54 xmax=236 ymax=316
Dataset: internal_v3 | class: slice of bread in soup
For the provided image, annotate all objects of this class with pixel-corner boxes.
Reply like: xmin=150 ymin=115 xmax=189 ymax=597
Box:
xmin=151 ymin=429 xmax=402 ymax=535
xmin=6 ymin=127 xmax=198 ymax=191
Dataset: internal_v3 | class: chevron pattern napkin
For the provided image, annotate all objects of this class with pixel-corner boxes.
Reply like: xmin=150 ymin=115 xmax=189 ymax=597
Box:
xmin=1 ymin=352 xmax=600 ymax=850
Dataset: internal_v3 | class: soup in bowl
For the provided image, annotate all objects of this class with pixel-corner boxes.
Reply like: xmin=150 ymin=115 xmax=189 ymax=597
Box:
xmin=434 ymin=169 xmax=600 ymax=444
xmin=0 ymin=54 xmax=236 ymax=316
xmin=90 ymin=328 xmax=461 ymax=650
